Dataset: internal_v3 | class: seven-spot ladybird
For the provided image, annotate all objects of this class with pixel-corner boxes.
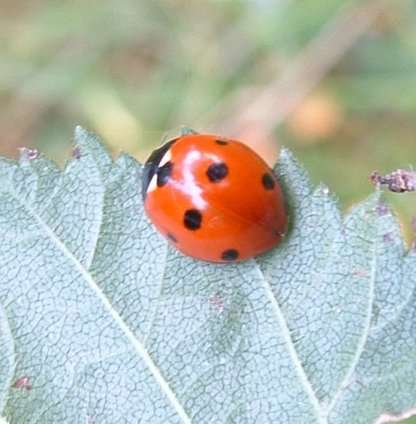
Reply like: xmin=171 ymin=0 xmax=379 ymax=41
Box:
xmin=142 ymin=131 xmax=287 ymax=263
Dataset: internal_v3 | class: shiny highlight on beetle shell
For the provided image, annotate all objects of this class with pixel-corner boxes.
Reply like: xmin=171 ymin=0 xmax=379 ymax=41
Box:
xmin=142 ymin=133 xmax=287 ymax=263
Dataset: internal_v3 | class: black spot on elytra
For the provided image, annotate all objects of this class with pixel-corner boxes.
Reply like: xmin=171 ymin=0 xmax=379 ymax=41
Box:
xmin=262 ymin=173 xmax=275 ymax=190
xmin=221 ymin=249 xmax=239 ymax=261
xmin=183 ymin=209 xmax=202 ymax=230
xmin=207 ymin=162 xmax=228 ymax=182
xmin=142 ymin=138 xmax=177 ymax=200
xmin=167 ymin=233 xmax=178 ymax=243
xmin=215 ymin=139 xmax=228 ymax=145
xmin=157 ymin=161 xmax=173 ymax=187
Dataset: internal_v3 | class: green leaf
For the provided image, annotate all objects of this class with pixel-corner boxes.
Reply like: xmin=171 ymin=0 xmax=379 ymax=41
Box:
xmin=0 ymin=304 xmax=14 ymax=414
xmin=0 ymin=128 xmax=415 ymax=423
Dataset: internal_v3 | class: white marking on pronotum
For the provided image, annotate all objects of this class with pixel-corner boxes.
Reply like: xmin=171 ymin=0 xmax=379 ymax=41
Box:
xmin=159 ymin=149 xmax=172 ymax=167
xmin=147 ymin=174 xmax=158 ymax=193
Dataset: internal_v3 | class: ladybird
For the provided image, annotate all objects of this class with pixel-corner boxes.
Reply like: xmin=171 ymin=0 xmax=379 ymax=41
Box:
xmin=142 ymin=131 xmax=287 ymax=263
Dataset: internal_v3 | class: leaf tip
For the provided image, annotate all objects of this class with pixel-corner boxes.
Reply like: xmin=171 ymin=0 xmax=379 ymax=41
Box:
xmin=74 ymin=125 xmax=88 ymax=140
xmin=275 ymin=146 xmax=308 ymax=180
xmin=278 ymin=146 xmax=293 ymax=162
xmin=73 ymin=125 xmax=101 ymax=148
xmin=315 ymin=183 xmax=331 ymax=196
xmin=72 ymin=126 xmax=113 ymax=167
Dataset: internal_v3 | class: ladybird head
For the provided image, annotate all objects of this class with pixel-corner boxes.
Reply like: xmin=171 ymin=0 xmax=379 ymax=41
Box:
xmin=142 ymin=138 xmax=177 ymax=201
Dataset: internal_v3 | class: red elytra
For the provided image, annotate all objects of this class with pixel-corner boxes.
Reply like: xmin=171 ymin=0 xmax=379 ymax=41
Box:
xmin=142 ymin=133 xmax=287 ymax=263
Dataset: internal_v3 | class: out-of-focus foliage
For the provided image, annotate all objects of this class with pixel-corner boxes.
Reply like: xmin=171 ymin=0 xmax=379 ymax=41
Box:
xmin=0 ymin=0 xmax=415 ymax=228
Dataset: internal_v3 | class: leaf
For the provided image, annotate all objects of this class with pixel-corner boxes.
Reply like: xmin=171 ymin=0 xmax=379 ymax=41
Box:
xmin=0 ymin=304 xmax=14 ymax=413
xmin=0 ymin=128 xmax=415 ymax=423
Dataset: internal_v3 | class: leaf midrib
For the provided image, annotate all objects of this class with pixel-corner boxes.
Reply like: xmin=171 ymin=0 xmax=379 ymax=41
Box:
xmin=258 ymin=265 xmax=325 ymax=424
xmin=10 ymin=190 xmax=192 ymax=424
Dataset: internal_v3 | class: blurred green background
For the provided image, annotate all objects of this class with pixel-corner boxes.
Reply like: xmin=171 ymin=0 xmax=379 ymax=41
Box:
xmin=0 ymin=0 xmax=416 ymax=422
xmin=1 ymin=0 xmax=415 ymax=244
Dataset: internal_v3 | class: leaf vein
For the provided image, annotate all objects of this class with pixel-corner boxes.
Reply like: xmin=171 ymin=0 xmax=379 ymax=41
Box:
xmin=259 ymin=267 xmax=325 ymax=424
xmin=11 ymin=191 xmax=192 ymax=424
